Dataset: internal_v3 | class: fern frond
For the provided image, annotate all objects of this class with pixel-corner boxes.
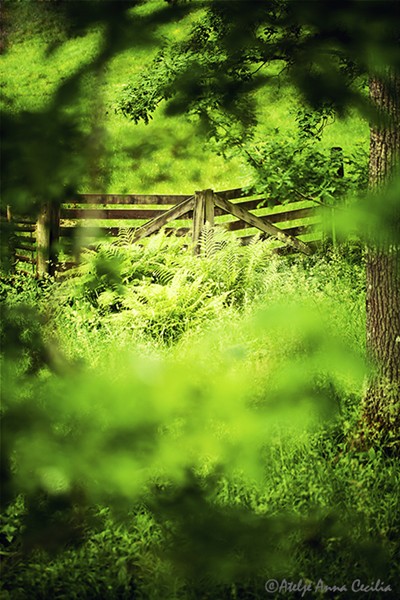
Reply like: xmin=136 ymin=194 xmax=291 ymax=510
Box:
xmin=116 ymin=227 xmax=136 ymax=247
xmin=199 ymin=223 xmax=217 ymax=258
xmin=151 ymin=264 xmax=175 ymax=285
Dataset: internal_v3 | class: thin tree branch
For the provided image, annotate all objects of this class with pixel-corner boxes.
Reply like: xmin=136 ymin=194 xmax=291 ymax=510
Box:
xmin=294 ymin=189 xmax=344 ymax=210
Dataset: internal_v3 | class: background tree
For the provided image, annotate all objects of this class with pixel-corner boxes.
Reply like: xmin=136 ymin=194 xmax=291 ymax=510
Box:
xmin=364 ymin=73 xmax=400 ymax=443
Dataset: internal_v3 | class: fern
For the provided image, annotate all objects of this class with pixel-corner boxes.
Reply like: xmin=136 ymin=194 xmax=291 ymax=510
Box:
xmin=51 ymin=225 xmax=278 ymax=340
xmin=197 ymin=227 xmax=276 ymax=306
xmin=199 ymin=224 xmax=235 ymax=257
xmin=241 ymin=235 xmax=274 ymax=301
xmin=114 ymin=227 xmax=136 ymax=247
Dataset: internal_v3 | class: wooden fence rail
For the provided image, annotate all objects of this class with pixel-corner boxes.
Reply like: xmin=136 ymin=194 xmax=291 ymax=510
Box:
xmin=3 ymin=187 xmax=321 ymax=276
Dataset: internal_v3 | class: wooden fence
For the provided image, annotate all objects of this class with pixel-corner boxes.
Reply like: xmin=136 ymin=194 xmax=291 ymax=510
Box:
xmin=2 ymin=208 xmax=37 ymax=276
xmin=4 ymin=187 xmax=321 ymax=276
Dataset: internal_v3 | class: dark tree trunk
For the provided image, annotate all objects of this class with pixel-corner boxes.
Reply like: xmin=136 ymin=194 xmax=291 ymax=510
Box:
xmin=0 ymin=1 xmax=9 ymax=55
xmin=362 ymin=73 xmax=400 ymax=446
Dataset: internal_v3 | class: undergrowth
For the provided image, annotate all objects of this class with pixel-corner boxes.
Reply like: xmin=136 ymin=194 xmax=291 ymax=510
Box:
xmin=1 ymin=236 xmax=398 ymax=600
xmin=43 ymin=230 xmax=366 ymax=362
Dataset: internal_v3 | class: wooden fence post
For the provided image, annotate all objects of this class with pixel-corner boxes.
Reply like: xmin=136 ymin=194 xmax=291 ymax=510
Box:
xmin=192 ymin=189 xmax=215 ymax=254
xmin=329 ymin=146 xmax=344 ymax=248
xmin=192 ymin=190 xmax=206 ymax=255
xmin=6 ymin=205 xmax=16 ymax=272
xmin=36 ymin=202 xmax=60 ymax=277
xmin=204 ymin=188 xmax=215 ymax=227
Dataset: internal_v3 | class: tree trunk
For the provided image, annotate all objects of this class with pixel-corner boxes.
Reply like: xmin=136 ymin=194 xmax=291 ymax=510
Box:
xmin=362 ymin=73 xmax=400 ymax=447
xmin=0 ymin=1 xmax=9 ymax=55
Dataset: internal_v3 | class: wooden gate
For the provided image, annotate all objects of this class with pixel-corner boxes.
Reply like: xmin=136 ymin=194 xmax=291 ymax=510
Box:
xmin=3 ymin=187 xmax=320 ymax=276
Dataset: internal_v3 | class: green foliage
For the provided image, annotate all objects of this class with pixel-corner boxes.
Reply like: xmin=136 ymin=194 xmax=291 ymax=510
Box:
xmin=50 ymin=231 xmax=280 ymax=347
xmin=117 ymin=0 xmax=398 ymax=136
xmin=1 ymin=1 xmax=399 ymax=597
xmin=1 ymin=442 xmax=399 ymax=599
xmin=0 ymin=502 xmax=163 ymax=600
xmin=1 ymin=239 xmax=368 ymax=490
xmin=1 ymin=0 xmax=372 ymax=203
xmin=50 ymin=229 xmax=364 ymax=358
xmin=1 ymin=237 xmax=397 ymax=599
xmin=1 ymin=0 xmax=245 ymax=196
xmin=0 ymin=274 xmax=56 ymax=376
xmin=242 ymin=135 xmax=368 ymax=206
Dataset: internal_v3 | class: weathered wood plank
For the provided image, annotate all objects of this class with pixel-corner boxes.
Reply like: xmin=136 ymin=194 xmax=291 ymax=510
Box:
xmin=74 ymin=194 xmax=191 ymax=205
xmin=214 ymin=198 xmax=265 ymax=215
xmin=214 ymin=188 xmax=252 ymax=200
xmin=223 ymin=207 xmax=316 ymax=231
xmin=239 ymin=225 xmax=316 ymax=244
xmin=164 ymin=227 xmax=190 ymax=237
xmin=60 ymin=223 xmax=316 ymax=239
xmin=10 ymin=216 xmax=37 ymax=225
xmin=13 ymin=232 xmax=36 ymax=241
xmin=15 ymin=254 xmax=36 ymax=264
xmin=214 ymin=194 xmax=312 ymax=255
xmin=267 ymin=207 xmax=316 ymax=224
xmin=215 ymin=196 xmax=298 ymax=215
xmin=14 ymin=224 xmax=36 ymax=232
xmin=230 ymin=198 xmax=267 ymax=210
xmin=62 ymin=226 xmax=190 ymax=239
xmin=61 ymin=208 xmax=170 ymax=220
xmin=228 ymin=219 xmax=315 ymax=233
xmin=60 ymin=226 xmax=123 ymax=238
xmin=133 ymin=196 xmax=195 ymax=242
xmin=215 ymin=192 xmax=308 ymax=209
xmin=13 ymin=241 xmax=36 ymax=252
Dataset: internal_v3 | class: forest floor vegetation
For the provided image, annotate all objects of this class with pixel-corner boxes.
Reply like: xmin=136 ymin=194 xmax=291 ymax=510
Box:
xmin=1 ymin=235 xmax=399 ymax=599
